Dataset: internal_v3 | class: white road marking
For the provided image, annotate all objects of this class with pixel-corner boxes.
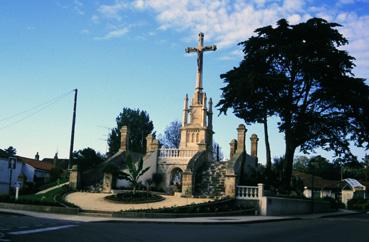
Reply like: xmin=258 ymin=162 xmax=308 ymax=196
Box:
xmin=9 ymin=225 xmax=77 ymax=235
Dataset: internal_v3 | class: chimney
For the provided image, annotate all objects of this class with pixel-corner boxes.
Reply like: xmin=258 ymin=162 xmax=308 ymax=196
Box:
xmin=229 ymin=139 xmax=237 ymax=160
xmin=236 ymin=124 xmax=247 ymax=154
xmin=35 ymin=152 xmax=40 ymax=161
xmin=120 ymin=126 xmax=129 ymax=152
xmin=146 ymin=134 xmax=154 ymax=153
xmin=250 ymin=134 xmax=259 ymax=157
xmin=53 ymin=153 xmax=58 ymax=166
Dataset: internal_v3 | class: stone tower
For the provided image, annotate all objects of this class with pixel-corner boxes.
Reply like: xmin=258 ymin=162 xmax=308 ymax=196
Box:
xmin=179 ymin=33 xmax=216 ymax=151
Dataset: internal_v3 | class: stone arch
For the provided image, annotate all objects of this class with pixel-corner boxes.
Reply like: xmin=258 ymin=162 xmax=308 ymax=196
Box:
xmin=170 ymin=167 xmax=183 ymax=192
xmin=196 ymin=132 xmax=199 ymax=143
xmin=191 ymin=132 xmax=195 ymax=143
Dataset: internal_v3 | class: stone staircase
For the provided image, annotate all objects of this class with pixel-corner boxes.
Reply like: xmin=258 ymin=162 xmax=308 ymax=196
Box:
xmin=195 ymin=161 xmax=226 ymax=197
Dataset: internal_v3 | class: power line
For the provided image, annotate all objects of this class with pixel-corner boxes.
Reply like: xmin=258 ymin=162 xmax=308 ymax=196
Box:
xmin=0 ymin=90 xmax=74 ymax=131
xmin=0 ymin=90 xmax=74 ymax=122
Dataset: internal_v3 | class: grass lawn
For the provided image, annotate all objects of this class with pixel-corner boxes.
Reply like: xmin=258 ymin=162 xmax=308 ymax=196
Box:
xmin=0 ymin=185 xmax=76 ymax=207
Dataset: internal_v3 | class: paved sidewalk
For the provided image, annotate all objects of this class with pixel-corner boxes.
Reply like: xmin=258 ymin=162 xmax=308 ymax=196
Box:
xmin=0 ymin=208 xmax=362 ymax=225
xmin=65 ymin=192 xmax=211 ymax=212
xmin=36 ymin=182 xmax=69 ymax=195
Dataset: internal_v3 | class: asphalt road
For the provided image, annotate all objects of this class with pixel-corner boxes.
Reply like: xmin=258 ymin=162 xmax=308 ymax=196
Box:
xmin=1 ymin=213 xmax=369 ymax=242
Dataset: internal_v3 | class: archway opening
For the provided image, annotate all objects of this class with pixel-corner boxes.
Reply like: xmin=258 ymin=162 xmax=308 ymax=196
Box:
xmin=170 ymin=168 xmax=183 ymax=192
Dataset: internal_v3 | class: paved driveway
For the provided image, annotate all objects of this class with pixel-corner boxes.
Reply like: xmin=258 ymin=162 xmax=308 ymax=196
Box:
xmin=65 ymin=192 xmax=210 ymax=212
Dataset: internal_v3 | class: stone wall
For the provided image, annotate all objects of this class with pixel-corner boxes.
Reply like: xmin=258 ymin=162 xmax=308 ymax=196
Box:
xmin=195 ymin=161 xmax=226 ymax=197
xmin=259 ymin=196 xmax=334 ymax=216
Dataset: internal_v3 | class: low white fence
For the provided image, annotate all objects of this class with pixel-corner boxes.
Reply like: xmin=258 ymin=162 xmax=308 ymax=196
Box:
xmin=236 ymin=183 xmax=264 ymax=200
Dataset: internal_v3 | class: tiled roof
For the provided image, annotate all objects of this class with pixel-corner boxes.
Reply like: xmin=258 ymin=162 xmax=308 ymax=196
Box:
xmin=293 ymin=171 xmax=339 ymax=189
xmin=16 ymin=156 xmax=54 ymax=172
xmin=0 ymin=149 xmax=8 ymax=159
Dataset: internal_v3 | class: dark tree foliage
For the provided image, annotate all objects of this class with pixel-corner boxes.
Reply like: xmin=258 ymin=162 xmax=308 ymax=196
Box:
xmin=218 ymin=18 xmax=369 ymax=190
xmin=108 ymin=108 xmax=154 ymax=155
xmin=4 ymin=146 xmax=16 ymax=157
xmin=159 ymin=120 xmax=181 ymax=148
xmin=73 ymin=147 xmax=105 ymax=172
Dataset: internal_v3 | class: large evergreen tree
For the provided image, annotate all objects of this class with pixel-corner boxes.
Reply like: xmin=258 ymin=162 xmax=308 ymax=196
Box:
xmin=73 ymin=147 xmax=105 ymax=172
xmin=218 ymin=18 xmax=369 ymax=191
xmin=108 ymin=108 xmax=154 ymax=155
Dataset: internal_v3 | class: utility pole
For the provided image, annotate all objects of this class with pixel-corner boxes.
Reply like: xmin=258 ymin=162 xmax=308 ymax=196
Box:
xmin=68 ymin=89 xmax=78 ymax=170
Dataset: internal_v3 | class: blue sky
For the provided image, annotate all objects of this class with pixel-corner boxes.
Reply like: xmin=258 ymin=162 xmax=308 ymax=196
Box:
xmin=0 ymin=0 xmax=368 ymax=163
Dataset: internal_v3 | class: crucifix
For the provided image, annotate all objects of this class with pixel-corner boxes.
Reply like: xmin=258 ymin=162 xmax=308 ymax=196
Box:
xmin=185 ymin=33 xmax=217 ymax=91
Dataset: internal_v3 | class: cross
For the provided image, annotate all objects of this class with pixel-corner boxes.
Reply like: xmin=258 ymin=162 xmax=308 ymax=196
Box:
xmin=185 ymin=33 xmax=216 ymax=91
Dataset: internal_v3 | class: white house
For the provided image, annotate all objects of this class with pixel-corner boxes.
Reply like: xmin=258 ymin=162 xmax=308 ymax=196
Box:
xmin=0 ymin=151 xmax=54 ymax=195
xmin=341 ymin=178 xmax=367 ymax=207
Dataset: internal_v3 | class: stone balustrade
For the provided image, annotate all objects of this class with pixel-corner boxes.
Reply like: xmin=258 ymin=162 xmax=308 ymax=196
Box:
xmin=159 ymin=148 xmax=197 ymax=158
xmin=236 ymin=183 xmax=264 ymax=200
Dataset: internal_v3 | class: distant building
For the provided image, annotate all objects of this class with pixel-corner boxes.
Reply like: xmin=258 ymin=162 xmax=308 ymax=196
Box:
xmin=0 ymin=150 xmax=54 ymax=194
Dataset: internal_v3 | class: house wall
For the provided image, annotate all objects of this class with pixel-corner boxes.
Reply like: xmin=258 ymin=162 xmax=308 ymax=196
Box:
xmin=303 ymin=188 xmax=336 ymax=199
xmin=0 ymin=158 xmax=41 ymax=194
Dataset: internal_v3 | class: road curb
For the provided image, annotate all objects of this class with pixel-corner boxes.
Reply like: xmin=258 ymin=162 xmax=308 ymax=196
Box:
xmin=88 ymin=217 xmax=302 ymax=225
xmin=318 ymin=211 xmax=366 ymax=218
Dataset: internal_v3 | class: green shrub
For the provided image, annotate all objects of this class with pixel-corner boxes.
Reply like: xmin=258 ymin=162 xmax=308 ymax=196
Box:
xmin=106 ymin=191 xmax=164 ymax=204
xmin=348 ymin=198 xmax=369 ymax=211
xmin=120 ymin=198 xmax=250 ymax=214
xmin=320 ymin=197 xmax=345 ymax=209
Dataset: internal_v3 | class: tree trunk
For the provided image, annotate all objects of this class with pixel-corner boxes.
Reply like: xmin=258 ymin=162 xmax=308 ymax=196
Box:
xmin=263 ymin=115 xmax=272 ymax=172
xmin=133 ymin=184 xmax=137 ymax=195
xmin=282 ymin=139 xmax=296 ymax=193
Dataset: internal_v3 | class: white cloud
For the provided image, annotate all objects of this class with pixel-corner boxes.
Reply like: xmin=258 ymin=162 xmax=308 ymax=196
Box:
xmin=94 ymin=27 xmax=129 ymax=40
xmin=133 ymin=0 xmax=145 ymax=9
xmin=73 ymin=0 xmax=85 ymax=15
xmin=91 ymin=0 xmax=369 ymax=77
xmin=97 ymin=1 xmax=128 ymax=20
xmin=80 ymin=28 xmax=90 ymax=34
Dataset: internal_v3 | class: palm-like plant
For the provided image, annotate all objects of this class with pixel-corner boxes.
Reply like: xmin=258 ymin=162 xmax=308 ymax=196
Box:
xmin=118 ymin=155 xmax=150 ymax=194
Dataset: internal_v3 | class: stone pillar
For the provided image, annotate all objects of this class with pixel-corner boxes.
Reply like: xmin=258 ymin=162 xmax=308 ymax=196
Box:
xmin=201 ymin=93 xmax=207 ymax=127
xmin=250 ymin=134 xmax=259 ymax=157
xmin=224 ymin=173 xmax=236 ymax=198
xmin=102 ymin=172 xmax=113 ymax=193
xmin=207 ymin=98 xmax=213 ymax=130
xmin=151 ymin=139 xmax=160 ymax=151
xmin=69 ymin=164 xmax=80 ymax=190
xmin=229 ymin=139 xmax=237 ymax=159
xmin=236 ymin=124 xmax=247 ymax=154
xmin=258 ymin=183 xmax=264 ymax=198
xmin=181 ymin=171 xmax=193 ymax=197
xmin=146 ymin=134 xmax=154 ymax=153
xmin=120 ymin=126 xmax=129 ymax=152
xmin=182 ymin=94 xmax=189 ymax=126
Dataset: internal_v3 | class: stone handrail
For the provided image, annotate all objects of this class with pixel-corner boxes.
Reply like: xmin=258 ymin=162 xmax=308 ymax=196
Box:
xmin=159 ymin=148 xmax=197 ymax=158
xmin=236 ymin=183 xmax=264 ymax=200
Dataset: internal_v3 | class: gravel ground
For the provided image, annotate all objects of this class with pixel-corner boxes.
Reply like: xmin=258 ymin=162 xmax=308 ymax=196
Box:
xmin=65 ymin=192 xmax=211 ymax=212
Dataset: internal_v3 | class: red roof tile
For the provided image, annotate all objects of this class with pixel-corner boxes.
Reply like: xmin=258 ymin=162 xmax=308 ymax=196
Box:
xmin=16 ymin=156 xmax=54 ymax=172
